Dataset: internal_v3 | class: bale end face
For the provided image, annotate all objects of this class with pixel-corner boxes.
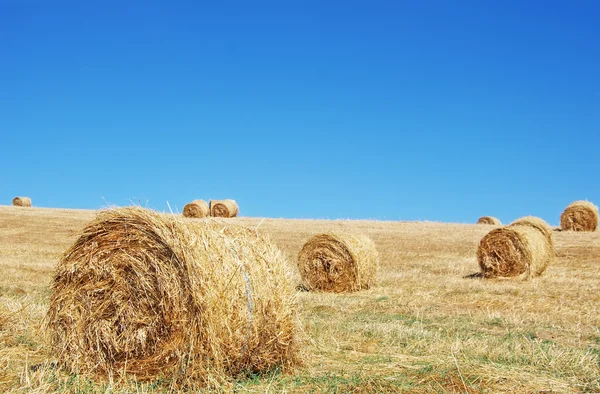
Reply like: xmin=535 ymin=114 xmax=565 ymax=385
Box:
xmin=560 ymin=201 xmax=599 ymax=232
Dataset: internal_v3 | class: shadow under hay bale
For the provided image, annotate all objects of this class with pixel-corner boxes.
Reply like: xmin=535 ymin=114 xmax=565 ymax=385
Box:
xmin=182 ymin=199 xmax=210 ymax=218
xmin=210 ymin=199 xmax=239 ymax=218
xmin=477 ymin=216 xmax=501 ymax=225
xmin=476 ymin=217 xmax=554 ymax=279
xmin=12 ymin=197 xmax=31 ymax=207
xmin=297 ymin=233 xmax=379 ymax=292
xmin=46 ymin=207 xmax=301 ymax=387
xmin=560 ymin=200 xmax=598 ymax=232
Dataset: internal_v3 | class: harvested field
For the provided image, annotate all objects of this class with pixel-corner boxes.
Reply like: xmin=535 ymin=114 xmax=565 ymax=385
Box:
xmin=0 ymin=205 xmax=599 ymax=393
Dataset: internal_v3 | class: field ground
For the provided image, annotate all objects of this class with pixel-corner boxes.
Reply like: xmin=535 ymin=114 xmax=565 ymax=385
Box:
xmin=0 ymin=205 xmax=599 ymax=393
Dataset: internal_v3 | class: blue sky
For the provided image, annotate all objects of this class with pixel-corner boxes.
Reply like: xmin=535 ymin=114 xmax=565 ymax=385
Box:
xmin=1 ymin=1 xmax=598 ymax=224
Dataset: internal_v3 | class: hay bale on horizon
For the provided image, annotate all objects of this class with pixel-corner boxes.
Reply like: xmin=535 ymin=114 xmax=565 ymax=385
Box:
xmin=477 ymin=216 xmax=554 ymax=279
xmin=210 ymin=199 xmax=239 ymax=218
xmin=182 ymin=199 xmax=210 ymax=218
xmin=297 ymin=233 xmax=379 ymax=292
xmin=46 ymin=207 xmax=301 ymax=387
xmin=560 ymin=200 xmax=598 ymax=232
xmin=12 ymin=197 xmax=31 ymax=207
xmin=477 ymin=216 xmax=501 ymax=225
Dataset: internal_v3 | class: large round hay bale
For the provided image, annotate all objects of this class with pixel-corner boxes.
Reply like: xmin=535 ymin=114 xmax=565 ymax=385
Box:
xmin=182 ymin=199 xmax=210 ymax=218
xmin=210 ymin=199 xmax=239 ymax=218
xmin=560 ymin=200 xmax=599 ymax=232
xmin=476 ymin=224 xmax=553 ymax=279
xmin=46 ymin=207 xmax=301 ymax=387
xmin=12 ymin=197 xmax=31 ymax=207
xmin=510 ymin=216 xmax=554 ymax=241
xmin=477 ymin=216 xmax=501 ymax=225
xmin=297 ymin=233 xmax=379 ymax=292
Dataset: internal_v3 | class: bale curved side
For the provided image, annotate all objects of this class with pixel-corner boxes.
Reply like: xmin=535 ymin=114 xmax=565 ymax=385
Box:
xmin=477 ymin=226 xmax=552 ymax=279
xmin=297 ymin=233 xmax=379 ymax=292
xmin=210 ymin=199 xmax=239 ymax=218
xmin=477 ymin=216 xmax=501 ymax=225
xmin=46 ymin=207 xmax=301 ymax=386
xmin=12 ymin=197 xmax=31 ymax=207
xmin=560 ymin=201 xmax=599 ymax=232
xmin=183 ymin=199 xmax=210 ymax=218
xmin=510 ymin=216 xmax=553 ymax=241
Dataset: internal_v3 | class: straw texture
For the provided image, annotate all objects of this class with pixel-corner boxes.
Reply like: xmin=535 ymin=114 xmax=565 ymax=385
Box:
xmin=46 ymin=207 xmax=301 ymax=387
xmin=210 ymin=199 xmax=239 ymax=218
xmin=182 ymin=199 xmax=210 ymax=218
xmin=297 ymin=233 xmax=379 ymax=292
xmin=560 ymin=200 xmax=598 ymax=232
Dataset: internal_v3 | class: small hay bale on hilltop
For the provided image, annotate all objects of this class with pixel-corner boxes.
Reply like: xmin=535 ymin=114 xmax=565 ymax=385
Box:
xmin=560 ymin=200 xmax=599 ymax=232
xmin=477 ymin=216 xmax=501 ymax=225
xmin=477 ymin=216 xmax=554 ymax=279
xmin=12 ymin=197 xmax=31 ymax=207
xmin=210 ymin=199 xmax=239 ymax=218
xmin=46 ymin=207 xmax=301 ymax=387
xmin=182 ymin=199 xmax=210 ymax=218
xmin=297 ymin=233 xmax=379 ymax=292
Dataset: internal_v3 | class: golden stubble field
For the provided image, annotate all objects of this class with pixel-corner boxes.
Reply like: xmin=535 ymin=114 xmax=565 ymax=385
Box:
xmin=0 ymin=205 xmax=599 ymax=393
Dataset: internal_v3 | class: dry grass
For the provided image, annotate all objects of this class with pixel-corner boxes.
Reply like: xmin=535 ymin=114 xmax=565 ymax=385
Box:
xmin=298 ymin=233 xmax=379 ymax=292
xmin=561 ymin=200 xmax=599 ymax=232
xmin=1 ymin=205 xmax=599 ymax=393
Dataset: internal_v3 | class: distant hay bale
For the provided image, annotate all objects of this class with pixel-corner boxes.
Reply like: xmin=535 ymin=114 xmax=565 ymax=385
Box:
xmin=297 ymin=233 xmax=379 ymax=292
xmin=560 ymin=200 xmax=599 ymax=232
xmin=182 ymin=199 xmax=210 ymax=218
xmin=477 ymin=216 xmax=501 ymax=225
xmin=12 ymin=197 xmax=31 ymax=207
xmin=477 ymin=217 xmax=554 ymax=279
xmin=210 ymin=199 xmax=239 ymax=218
xmin=46 ymin=207 xmax=301 ymax=387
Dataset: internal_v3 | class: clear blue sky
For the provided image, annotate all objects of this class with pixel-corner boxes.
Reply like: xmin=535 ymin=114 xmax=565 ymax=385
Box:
xmin=1 ymin=1 xmax=598 ymax=224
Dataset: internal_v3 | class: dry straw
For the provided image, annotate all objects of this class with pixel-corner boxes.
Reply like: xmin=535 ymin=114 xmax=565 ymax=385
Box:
xmin=560 ymin=200 xmax=598 ymax=232
xmin=182 ymin=199 xmax=210 ymax=218
xmin=476 ymin=216 xmax=554 ymax=279
xmin=297 ymin=233 xmax=379 ymax=292
xmin=477 ymin=216 xmax=501 ymax=225
xmin=210 ymin=199 xmax=239 ymax=218
xmin=12 ymin=197 xmax=31 ymax=207
xmin=46 ymin=207 xmax=301 ymax=387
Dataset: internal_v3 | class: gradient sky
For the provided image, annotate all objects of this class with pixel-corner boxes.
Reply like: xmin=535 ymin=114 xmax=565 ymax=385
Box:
xmin=1 ymin=1 xmax=598 ymax=224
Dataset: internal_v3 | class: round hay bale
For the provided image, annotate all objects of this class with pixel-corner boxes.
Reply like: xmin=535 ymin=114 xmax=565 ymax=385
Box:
xmin=477 ymin=216 xmax=501 ymax=225
xmin=476 ymin=225 xmax=553 ymax=279
xmin=46 ymin=207 xmax=301 ymax=386
xmin=560 ymin=200 xmax=599 ymax=232
xmin=182 ymin=199 xmax=210 ymax=218
xmin=510 ymin=216 xmax=554 ymax=241
xmin=210 ymin=199 xmax=239 ymax=218
xmin=297 ymin=233 xmax=379 ymax=292
xmin=12 ymin=197 xmax=31 ymax=207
